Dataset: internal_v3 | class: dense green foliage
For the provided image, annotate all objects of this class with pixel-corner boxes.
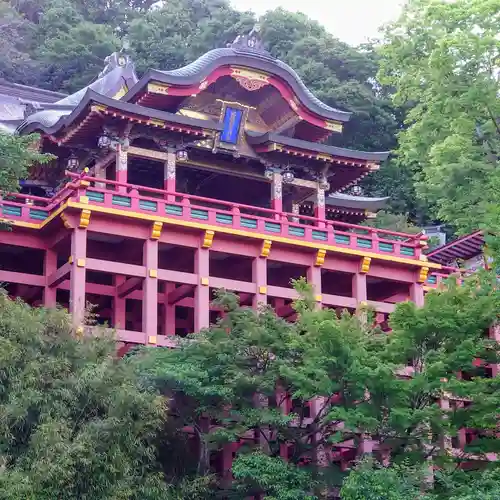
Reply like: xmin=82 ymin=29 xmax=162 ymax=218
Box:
xmin=137 ymin=275 xmax=500 ymax=498
xmin=0 ymin=293 xmax=169 ymax=499
xmin=379 ymin=0 xmax=500 ymax=234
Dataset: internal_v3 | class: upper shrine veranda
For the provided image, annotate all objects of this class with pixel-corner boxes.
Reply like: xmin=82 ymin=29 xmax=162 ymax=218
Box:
xmin=0 ymin=27 xmax=437 ymax=269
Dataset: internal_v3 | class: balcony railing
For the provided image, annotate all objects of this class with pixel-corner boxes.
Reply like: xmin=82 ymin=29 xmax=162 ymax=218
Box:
xmin=1 ymin=173 xmax=431 ymax=262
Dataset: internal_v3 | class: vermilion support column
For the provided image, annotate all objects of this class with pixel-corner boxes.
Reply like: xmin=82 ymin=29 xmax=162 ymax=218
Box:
xmin=307 ymin=264 xmax=322 ymax=308
xmin=142 ymin=239 xmax=159 ymax=344
xmin=410 ymin=282 xmax=424 ymax=307
xmin=252 ymin=257 xmax=267 ymax=308
xmin=489 ymin=325 xmax=499 ymax=377
xmin=311 ymin=397 xmax=329 ymax=466
xmin=115 ymin=144 xmax=128 ymax=192
xmin=352 ymin=272 xmax=367 ymax=304
xmin=195 ymin=248 xmax=210 ymax=332
xmin=44 ymin=248 xmax=57 ymax=308
xmin=113 ymin=275 xmax=126 ymax=330
xmin=70 ymin=227 xmax=87 ymax=328
xmin=164 ymin=282 xmax=176 ymax=335
xmin=164 ymin=148 xmax=176 ymax=201
xmin=271 ymin=172 xmax=283 ymax=215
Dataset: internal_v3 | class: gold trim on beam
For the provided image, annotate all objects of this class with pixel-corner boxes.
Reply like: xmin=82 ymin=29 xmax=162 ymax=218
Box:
xmin=315 ymin=249 xmax=326 ymax=266
xmin=418 ymin=266 xmax=430 ymax=283
xmin=325 ymin=121 xmax=343 ymax=133
xmin=90 ymin=104 xmax=107 ymax=113
xmin=148 ymin=82 xmax=169 ymax=95
xmin=128 ymin=146 xmax=168 ymax=161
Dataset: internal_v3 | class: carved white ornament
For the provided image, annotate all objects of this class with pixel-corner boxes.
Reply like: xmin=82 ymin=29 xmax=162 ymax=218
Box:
xmin=165 ymin=153 xmax=176 ymax=180
xmin=317 ymin=188 xmax=326 ymax=207
xmin=273 ymin=174 xmax=283 ymax=200
xmin=117 ymin=148 xmax=128 ymax=171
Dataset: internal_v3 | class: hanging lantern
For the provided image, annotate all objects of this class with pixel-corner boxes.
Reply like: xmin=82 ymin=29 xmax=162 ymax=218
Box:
xmin=176 ymin=149 xmax=188 ymax=161
xmin=282 ymin=169 xmax=295 ymax=183
xmin=98 ymin=134 xmax=111 ymax=148
xmin=352 ymin=185 xmax=363 ymax=196
xmin=67 ymin=153 xmax=79 ymax=170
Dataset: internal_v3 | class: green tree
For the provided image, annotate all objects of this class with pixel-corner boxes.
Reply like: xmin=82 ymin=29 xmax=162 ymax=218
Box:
xmin=139 ymin=270 xmax=500 ymax=498
xmin=0 ymin=133 xmax=53 ymax=194
xmin=379 ymin=0 xmax=500 ymax=233
xmin=0 ymin=292 xmax=169 ymax=499
xmin=0 ymin=2 xmax=39 ymax=85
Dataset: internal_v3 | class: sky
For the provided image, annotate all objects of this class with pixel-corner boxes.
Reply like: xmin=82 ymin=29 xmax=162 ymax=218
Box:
xmin=229 ymin=0 xmax=406 ymax=46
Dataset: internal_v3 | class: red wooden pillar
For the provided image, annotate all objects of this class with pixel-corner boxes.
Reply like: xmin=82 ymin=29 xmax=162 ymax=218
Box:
xmin=115 ymin=144 xmax=128 ymax=192
xmin=195 ymin=248 xmax=210 ymax=332
xmin=307 ymin=264 xmax=322 ymax=308
xmin=113 ymin=275 xmax=126 ymax=330
xmin=44 ymin=248 xmax=57 ymax=307
xmin=70 ymin=227 xmax=87 ymax=328
xmin=164 ymin=282 xmax=176 ymax=335
xmin=352 ymin=272 xmax=367 ymax=304
xmin=252 ymin=256 xmax=267 ymax=308
xmin=271 ymin=171 xmax=283 ymax=214
xmin=489 ymin=325 xmax=499 ymax=377
xmin=410 ymin=282 xmax=424 ymax=307
xmin=164 ymin=148 xmax=176 ymax=201
xmin=142 ymin=239 xmax=158 ymax=344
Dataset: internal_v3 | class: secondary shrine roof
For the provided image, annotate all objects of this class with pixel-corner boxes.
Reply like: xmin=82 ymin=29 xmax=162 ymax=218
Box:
xmin=426 ymin=230 xmax=485 ymax=265
xmin=19 ymin=90 xmax=222 ymax=140
xmin=16 ymin=52 xmax=138 ymax=134
xmin=246 ymin=131 xmax=389 ymax=162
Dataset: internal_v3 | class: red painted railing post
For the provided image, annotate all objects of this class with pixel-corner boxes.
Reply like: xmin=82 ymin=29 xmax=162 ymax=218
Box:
xmin=129 ymin=188 xmax=139 ymax=210
xmin=371 ymin=229 xmax=379 ymax=253
xmin=232 ymin=206 xmax=241 ymax=228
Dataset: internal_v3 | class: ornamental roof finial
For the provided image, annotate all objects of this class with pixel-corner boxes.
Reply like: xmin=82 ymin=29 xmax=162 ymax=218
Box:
xmin=229 ymin=24 xmax=273 ymax=58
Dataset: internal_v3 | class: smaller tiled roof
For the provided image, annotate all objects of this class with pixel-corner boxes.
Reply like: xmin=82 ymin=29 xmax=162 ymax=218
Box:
xmin=246 ymin=131 xmax=390 ymax=162
xmin=324 ymin=192 xmax=389 ymax=210
xmin=426 ymin=230 xmax=485 ymax=265
xmin=15 ymin=52 xmax=138 ymax=134
xmin=20 ymin=90 xmax=223 ymax=136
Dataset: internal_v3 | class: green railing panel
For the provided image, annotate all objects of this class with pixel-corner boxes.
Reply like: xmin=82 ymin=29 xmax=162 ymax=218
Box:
xmin=139 ymin=199 xmax=158 ymax=212
xmin=240 ymin=217 xmax=257 ymax=229
xmin=87 ymin=191 xmax=105 ymax=203
xmin=400 ymin=246 xmax=415 ymax=256
xmin=379 ymin=242 xmax=394 ymax=253
xmin=289 ymin=226 xmax=306 ymax=237
xmin=335 ymin=234 xmax=350 ymax=245
xmin=216 ymin=213 xmax=233 ymax=225
xmin=166 ymin=204 xmax=182 ymax=216
xmin=29 ymin=209 xmax=48 ymax=220
xmin=191 ymin=208 xmax=209 ymax=220
xmin=112 ymin=195 xmax=131 ymax=207
xmin=357 ymin=238 xmax=372 ymax=249
xmin=265 ymin=221 xmax=281 ymax=233
xmin=2 ymin=205 xmax=21 ymax=217
xmin=312 ymin=230 xmax=328 ymax=241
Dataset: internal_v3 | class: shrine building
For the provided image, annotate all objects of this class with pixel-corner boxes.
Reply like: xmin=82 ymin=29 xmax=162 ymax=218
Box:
xmin=0 ymin=28 xmax=444 ymax=347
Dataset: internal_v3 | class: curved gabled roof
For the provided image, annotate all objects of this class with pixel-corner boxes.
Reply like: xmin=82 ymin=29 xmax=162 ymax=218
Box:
xmin=124 ymin=47 xmax=351 ymax=124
